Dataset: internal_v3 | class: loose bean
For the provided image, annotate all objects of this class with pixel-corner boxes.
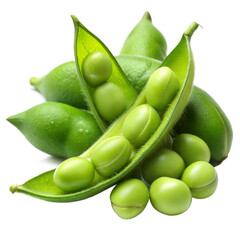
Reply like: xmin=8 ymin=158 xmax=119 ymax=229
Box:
xmin=110 ymin=178 xmax=149 ymax=219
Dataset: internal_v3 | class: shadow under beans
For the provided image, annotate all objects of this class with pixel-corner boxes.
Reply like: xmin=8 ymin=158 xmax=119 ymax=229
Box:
xmin=40 ymin=155 xmax=66 ymax=166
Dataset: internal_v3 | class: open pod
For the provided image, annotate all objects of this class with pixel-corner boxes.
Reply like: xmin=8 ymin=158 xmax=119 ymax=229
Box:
xmin=10 ymin=21 xmax=198 ymax=202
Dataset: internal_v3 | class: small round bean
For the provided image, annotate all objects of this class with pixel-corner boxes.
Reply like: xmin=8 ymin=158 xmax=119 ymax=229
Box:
xmin=146 ymin=66 xmax=180 ymax=112
xmin=53 ymin=157 xmax=95 ymax=193
xmin=150 ymin=177 xmax=192 ymax=215
xmin=172 ymin=133 xmax=211 ymax=166
xmin=93 ymin=82 xmax=127 ymax=122
xmin=82 ymin=51 xmax=112 ymax=87
xmin=141 ymin=148 xmax=185 ymax=185
xmin=181 ymin=161 xmax=218 ymax=199
xmin=91 ymin=136 xmax=132 ymax=177
xmin=110 ymin=178 xmax=149 ymax=219
xmin=122 ymin=104 xmax=160 ymax=147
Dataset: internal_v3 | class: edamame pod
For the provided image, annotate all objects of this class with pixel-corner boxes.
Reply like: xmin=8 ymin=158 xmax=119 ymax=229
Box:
xmin=120 ymin=12 xmax=167 ymax=61
xmin=72 ymin=16 xmax=137 ymax=131
xmin=174 ymin=86 xmax=233 ymax=166
xmin=10 ymin=20 xmax=198 ymax=202
xmin=7 ymin=102 xmax=102 ymax=158
xmin=30 ymin=61 xmax=87 ymax=109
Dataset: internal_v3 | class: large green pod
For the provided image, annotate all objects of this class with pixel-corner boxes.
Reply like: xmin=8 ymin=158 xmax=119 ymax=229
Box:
xmin=120 ymin=12 xmax=167 ymax=61
xmin=7 ymin=102 xmax=102 ymax=158
xmin=174 ymin=86 xmax=233 ymax=166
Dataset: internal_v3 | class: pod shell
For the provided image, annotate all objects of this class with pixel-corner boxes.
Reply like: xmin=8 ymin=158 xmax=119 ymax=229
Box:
xmin=120 ymin=12 xmax=167 ymax=61
xmin=7 ymin=102 xmax=102 ymax=158
xmin=30 ymin=61 xmax=87 ymax=109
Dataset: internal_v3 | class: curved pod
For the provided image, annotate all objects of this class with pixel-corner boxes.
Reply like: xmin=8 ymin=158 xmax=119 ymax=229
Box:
xmin=10 ymin=20 xmax=198 ymax=202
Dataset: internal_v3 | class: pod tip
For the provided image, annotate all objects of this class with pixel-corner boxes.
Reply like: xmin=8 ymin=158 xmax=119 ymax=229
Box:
xmin=184 ymin=22 xmax=199 ymax=38
xmin=142 ymin=11 xmax=152 ymax=21
xmin=10 ymin=184 xmax=18 ymax=194
xmin=6 ymin=114 xmax=23 ymax=129
xmin=30 ymin=77 xmax=39 ymax=86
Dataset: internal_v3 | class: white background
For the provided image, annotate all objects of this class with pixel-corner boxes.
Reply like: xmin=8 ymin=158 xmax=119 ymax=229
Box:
xmin=1 ymin=0 xmax=239 ymax=239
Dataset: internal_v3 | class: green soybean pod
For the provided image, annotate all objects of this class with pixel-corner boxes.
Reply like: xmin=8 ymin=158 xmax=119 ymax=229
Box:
xmin=30 ymin=61 xmax=87 ymax=109
xmin=72 ymin=16 xmax=137 ymax=131
xmin=91 ymin=136 xmax=132 ymax=177
xmin=121 ymin=12 xmax=167 ymax=61
xmin=110 ymin=179 xmax=149 ymax=219
xmin=10 ymin=20 xmax=198 ymax=202
xmin=7 ymin=102 xmax=102 ymax=158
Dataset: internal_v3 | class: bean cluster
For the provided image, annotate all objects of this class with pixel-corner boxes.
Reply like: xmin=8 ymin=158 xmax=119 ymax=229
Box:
xmin=8 ymin=14 xmax=231 ymax=220
xmin=53 ymin=52 xmax=217 ymax=219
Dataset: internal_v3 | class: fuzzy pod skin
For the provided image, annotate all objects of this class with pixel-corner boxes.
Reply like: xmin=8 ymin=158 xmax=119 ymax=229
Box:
xmin=110 ymin=178 xmax=149 ymax=219
xmin=174 ymin=86 xmax=233 ymax=166
xmin=7 ymin=102 xmax=102 ymax=158
xmin=30 ymin=61 xmax=87 ymax=109
xmin=120 ymin=12 xmax=167 ymax=61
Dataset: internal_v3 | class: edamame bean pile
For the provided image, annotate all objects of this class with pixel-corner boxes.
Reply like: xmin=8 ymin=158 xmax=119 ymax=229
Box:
xmin=8 ymin=12 xmax=233 ymax=220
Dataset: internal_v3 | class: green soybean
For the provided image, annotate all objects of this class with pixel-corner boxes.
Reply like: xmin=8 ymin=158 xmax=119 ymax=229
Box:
xmin=82 ymin=51 xmax=112 ymax=87
xmin=93 ymin=82 xmax=127 ymax=122
xmin=121 ymin=11 xmax=167 ymax=61
xmin=110 ymin=178 xmax=149 ymax=219
xmin=146 ymin=66 xmax=180 ymax=112
xmin=150 ymin=177 xmax=192 ymax=215
xmin=7 ymin=102 xmax=102 ymax=158
xmin=172 ymin=133 xmax=211 ymax=166
xmin=181 ymin=161 xmax=218 ymax=199
xmin=141 ymin=149 xmax=185 ymax=185
xmin=53 ymin=157 xmax=95 ymax=193
xmin=10 ymin=21 xmax=198 ymax=202
xmin=91 ymin=136 xmax=132 ymax=178
xmin=122 ymin=104 xmax=160 ymax=148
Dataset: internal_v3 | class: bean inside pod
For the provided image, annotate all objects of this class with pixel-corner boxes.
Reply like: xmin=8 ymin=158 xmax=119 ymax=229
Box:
xmin=10 ymin=19 xmax=198 ymax=202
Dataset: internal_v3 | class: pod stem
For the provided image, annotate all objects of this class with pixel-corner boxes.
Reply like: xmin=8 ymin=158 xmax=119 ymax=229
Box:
xmin=10 ymin=184 xmax=18 ymax=194
xmin=184 ymin=22 xmax=199 ymax=38
xmin=30 ymin=77 xmax=42 ymax=90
